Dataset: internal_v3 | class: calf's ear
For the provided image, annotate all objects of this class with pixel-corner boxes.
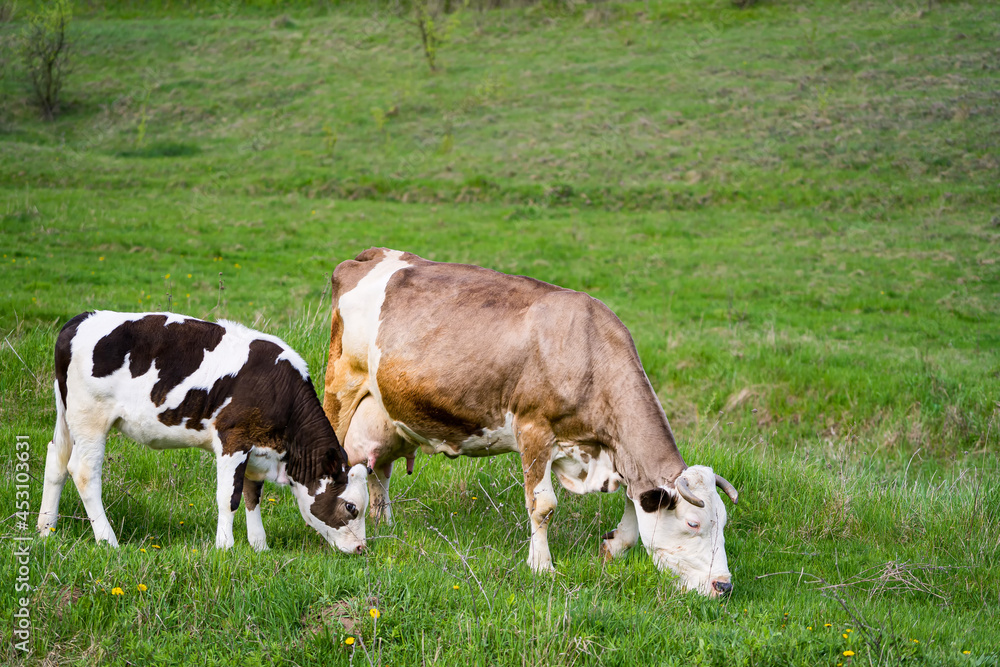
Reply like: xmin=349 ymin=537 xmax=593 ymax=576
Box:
xmin=322 ymin=447 xmax=349 ymax=479
xmin=639 ymin=487 xmax=677 ymax=513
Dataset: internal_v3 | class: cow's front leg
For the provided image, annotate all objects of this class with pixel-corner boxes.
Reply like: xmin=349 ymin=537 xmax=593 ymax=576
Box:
xmin=214 ymin=432 xmax=249 ymax=550
xmin=243 ymin=478 xmax=268 ymax=551
xmin=600 ymin=496 xmax=639 ymax=561
xmin=518 ymin=423 xmax=557 ymax=573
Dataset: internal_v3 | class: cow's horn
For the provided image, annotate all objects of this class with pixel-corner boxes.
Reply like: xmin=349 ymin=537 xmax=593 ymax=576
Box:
xmin=715 ymin=474 xmax=739 ymax=505
xmin=675 ymin=478 xmax=705 ymax=508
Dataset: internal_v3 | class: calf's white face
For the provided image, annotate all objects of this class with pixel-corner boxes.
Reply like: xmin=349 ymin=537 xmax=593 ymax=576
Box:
xmin=292 ymin=463 xmax=370 ymax=554
xmin=634 ymin=465 xmax=732 ymax=597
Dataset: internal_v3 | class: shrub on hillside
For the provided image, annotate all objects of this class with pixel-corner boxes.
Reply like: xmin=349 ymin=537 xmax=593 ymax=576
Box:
xmin=18 ymin=0 xmax=72 ymax=120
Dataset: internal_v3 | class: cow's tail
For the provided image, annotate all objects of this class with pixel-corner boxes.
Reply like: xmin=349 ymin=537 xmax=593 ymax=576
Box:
xmin=37 ymin=380 xmax=73 ymax=534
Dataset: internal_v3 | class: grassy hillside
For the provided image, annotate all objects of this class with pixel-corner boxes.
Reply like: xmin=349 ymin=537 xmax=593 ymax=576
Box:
xmin=1 ymin=0 xmax=998 ymax=665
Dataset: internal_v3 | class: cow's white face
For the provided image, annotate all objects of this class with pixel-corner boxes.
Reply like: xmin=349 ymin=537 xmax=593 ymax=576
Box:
xmin=633 ymin=465 xmax=732 ymax=597
xmin=292 ymin=463 xmax=370 ymax=554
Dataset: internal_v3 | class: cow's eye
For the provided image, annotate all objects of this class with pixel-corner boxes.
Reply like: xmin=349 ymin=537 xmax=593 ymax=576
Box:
xmin=345 ymin=502 xmax=358 ymax=517
xmin=686 ymin=520 xmax=700 ymax=530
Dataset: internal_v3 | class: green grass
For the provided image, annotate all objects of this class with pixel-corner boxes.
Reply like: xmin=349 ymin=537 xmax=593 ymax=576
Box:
xmin=1 ymin=0 xmax=999 ymax=664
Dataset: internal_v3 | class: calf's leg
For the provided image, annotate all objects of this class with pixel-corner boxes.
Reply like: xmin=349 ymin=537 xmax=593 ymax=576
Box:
xmin=214 ymin=431 xmax=249 ymax=550
xmin=243 ymin=478 xmax=268 ymax=551
xmin=518 ymin=421 xmax=557 ymax=573
xmin=66 ymin=432 xmax=118 ymax=547
xmin=38 ymin=385 xmax=73 ymax=535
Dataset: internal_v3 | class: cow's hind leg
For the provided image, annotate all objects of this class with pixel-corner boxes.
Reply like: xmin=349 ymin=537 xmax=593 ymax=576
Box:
xmin=214 ymin=431 xmax=249 ymax=550
xmin=600 ymin=496 xmax=639 ymax=561
xmin=38 ymin=383 xmax=73 ymax=535
xmin=518 ymin=422 xmax=557 ymax=573
xmin=370 ymin=461 xmax=394 ymax=526
xmin=343 ymin=395 xmax=405 ymax=526
xmin=243 ymin=478 xmax=268 ymax=551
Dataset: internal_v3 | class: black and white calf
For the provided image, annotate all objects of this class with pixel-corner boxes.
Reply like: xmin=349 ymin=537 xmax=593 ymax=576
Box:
xmin=38 ymin=311 xmax=369 ymax=554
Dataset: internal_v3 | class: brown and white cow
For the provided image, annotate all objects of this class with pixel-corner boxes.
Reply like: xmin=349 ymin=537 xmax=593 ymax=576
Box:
xmin=38 ymin=311 xmax=369 ymax=554
xmin=323 ymin=248 xmax=740 ymax=596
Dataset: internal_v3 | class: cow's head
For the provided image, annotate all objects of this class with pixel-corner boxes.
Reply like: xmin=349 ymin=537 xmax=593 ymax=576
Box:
xmin=633 ymin=465 xmax=738 ymax=597
xmin=291 ymin=461 xmax=370 ymax=554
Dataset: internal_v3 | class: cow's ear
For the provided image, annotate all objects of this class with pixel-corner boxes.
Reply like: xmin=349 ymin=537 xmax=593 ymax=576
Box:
xmin=639 ymin=487 xmax=677 ymax=513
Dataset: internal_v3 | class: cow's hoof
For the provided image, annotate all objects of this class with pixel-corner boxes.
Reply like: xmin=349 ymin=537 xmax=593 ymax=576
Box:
xmin=249 ymin=540 xmax=269 ymax=552
xmin=370 ymin=506 xmax=394 ymax=527
xmin=526 ymin=553 xmax=556 ymax=573
xmin=600 ymin=529 xmax=635 ymax=561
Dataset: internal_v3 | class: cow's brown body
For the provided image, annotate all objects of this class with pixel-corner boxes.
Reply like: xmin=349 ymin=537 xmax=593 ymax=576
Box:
xmin=323 ymin=248 xmax=737 ymax=595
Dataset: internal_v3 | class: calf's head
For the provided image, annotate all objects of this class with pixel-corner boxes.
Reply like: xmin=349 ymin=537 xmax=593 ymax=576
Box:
xmin=291 ymin=461 xmax=370 ymax=554
xmin=633 ymin=465 xmax=738 ymax=597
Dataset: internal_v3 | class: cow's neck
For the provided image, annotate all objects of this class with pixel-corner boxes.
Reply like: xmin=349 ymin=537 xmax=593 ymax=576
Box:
xmin=606 ymin=376 xmax=687 ymax=494
xmin=283 ymin=382 xmax=345 ymax=490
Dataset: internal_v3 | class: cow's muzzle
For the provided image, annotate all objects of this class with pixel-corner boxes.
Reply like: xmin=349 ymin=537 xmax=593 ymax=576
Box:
xmin=712 ymin=580 xmax=733 ymax=596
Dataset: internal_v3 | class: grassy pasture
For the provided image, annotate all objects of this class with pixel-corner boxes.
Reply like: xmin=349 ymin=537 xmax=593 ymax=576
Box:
xmin=1 ymin=0 xmax=998 ymax=664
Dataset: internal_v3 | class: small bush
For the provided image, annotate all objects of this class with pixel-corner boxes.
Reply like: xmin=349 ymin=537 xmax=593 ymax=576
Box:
xmin=410 ymin=0 xmax=462 ymax=73
xmin=0 ymin=1 xmax=16 ymax=24
xmin=18 ymin=0 xmax=72 ymax=120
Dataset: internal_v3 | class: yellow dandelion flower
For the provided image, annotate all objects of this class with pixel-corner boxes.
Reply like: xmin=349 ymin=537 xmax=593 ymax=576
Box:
xmin=472 ymin=496 xmax=477 ymax=500
xmin=49 ymin=527 xmax=55 ymax=532
xmin=843 ymin=634 xmax=849 ymax=639
xmin=453 ymin=584 xmax=459 ymax=590
xmin=807 ymin=626 xmax=812 ymax=630
xmin=95 ymin=579 xmax=101 ymax=583
xmin=344 ymin=637 xmax=355 ymax=646
xmin=179 ymin=521 xmax=184 ymax=525
xmin=111 ymin=587 xmax=124 ymax=596
xmin=843 ymin=651 xmax=854 ymax=657
xmin=912 ymin=639 xmax=919 ymax=643
xmin=268 ymin=498 xmax=277 ymax=503
xmin=165 ymin=274 xmax=171 ymax=279
xmin=369 ymin=608 xmax=380 ymax=619
xmin=964 ymin=650 xmax=971 ymax=654
xmin=189 ymin=503 xmax=194 ymax=507
xmin=152 ymin=545 xmax=161 ymax=549
xmin=187 ymin=273 xmax=192 ymax=278
xmin=140 ymin=548 xmax=147 ymax=553
xmin=192 ymin=549 xmax=197 ymax=553
xmin=137 ymin=584 xmax=148 ymax=592
xmin=846 ymin=629 xmax=853 ymax=633
xmin=235 ymin=263 xmax=241 ymax=269
xmin=825 ymin=623 xmax=832 ymax=628
xmin=99 ymin=257 xmax=104 ymax=261
xmin=186 ymin=294 xmax=190 ymax=298
xmin=311 ymin=210 xmax=316 ymax=215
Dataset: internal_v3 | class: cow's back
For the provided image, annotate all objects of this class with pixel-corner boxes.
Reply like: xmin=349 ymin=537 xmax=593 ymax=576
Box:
xmin=327 ymin=248 xmax=640 ymax=449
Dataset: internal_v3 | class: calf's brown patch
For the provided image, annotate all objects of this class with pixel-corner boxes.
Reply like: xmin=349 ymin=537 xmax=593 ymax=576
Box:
xmin=92 ymin=315 xmax=225 ymax=406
